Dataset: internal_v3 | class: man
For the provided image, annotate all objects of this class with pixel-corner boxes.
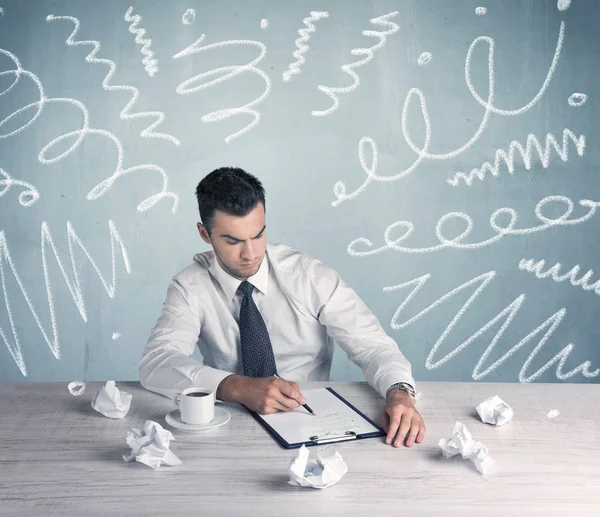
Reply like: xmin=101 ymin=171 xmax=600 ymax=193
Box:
xmin=139 ymin=167 xmax=426 ymax=448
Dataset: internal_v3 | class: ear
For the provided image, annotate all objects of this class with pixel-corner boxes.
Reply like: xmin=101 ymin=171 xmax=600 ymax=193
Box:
xmin=197 ymin=222 xmax=211 ymax=244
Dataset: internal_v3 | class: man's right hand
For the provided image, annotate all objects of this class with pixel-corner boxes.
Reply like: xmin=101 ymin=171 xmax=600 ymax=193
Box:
xmin=216 ymin=374 xmax=306 ymax=414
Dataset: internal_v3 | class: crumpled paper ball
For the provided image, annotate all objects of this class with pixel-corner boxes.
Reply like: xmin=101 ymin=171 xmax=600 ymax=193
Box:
xmin=475 ymin=395 xmax=513 ymax=426
xmin=91 ymin=381 xmax=132 ymax=419
xmin=288 ymin=445 xmax=348 ymax=488
xmin=439 ymin=421 xmax=496 ymax=475
xmin=123 ymin=420 xmax=182 ymax=470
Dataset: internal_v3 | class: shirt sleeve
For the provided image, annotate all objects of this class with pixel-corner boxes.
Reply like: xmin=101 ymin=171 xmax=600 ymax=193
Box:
xmin=138 ymin=277 xmax=234 ymax=401
xmin=303 ymin=259 xmax=416 ymax=399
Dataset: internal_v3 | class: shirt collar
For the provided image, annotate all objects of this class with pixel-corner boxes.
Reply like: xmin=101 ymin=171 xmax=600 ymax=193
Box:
xmin=210 ymin=253 xmax=269 ymax=301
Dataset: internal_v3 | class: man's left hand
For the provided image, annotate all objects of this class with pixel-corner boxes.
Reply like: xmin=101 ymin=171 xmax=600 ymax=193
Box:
xmin=380 ymin=390 xmax=426 ymax=448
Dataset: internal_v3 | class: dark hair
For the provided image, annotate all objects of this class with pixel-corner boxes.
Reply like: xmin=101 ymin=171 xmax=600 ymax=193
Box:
xmin=195 ymin=167 xmax=266 ymax=234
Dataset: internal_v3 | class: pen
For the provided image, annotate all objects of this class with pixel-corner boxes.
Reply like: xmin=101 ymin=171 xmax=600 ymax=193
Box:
xmin=273 ymin=374 xmax=316 ymax=416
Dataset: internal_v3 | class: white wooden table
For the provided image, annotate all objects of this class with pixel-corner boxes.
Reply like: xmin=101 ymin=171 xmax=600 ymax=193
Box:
xmin=0 ymin=380 xmax=598 ymax=516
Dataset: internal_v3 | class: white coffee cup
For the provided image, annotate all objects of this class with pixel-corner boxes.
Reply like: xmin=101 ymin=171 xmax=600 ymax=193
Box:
xmin=175 ymin=387 xmax=215 ymax=425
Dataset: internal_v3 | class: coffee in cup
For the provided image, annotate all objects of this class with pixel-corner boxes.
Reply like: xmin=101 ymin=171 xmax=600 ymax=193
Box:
xmin=175 ymin=387 xmax=215 ymax=424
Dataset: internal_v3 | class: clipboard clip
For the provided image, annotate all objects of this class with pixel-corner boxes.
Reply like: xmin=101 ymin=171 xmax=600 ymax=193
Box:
xmin=309 ymin=431 xmax=357 ymax=445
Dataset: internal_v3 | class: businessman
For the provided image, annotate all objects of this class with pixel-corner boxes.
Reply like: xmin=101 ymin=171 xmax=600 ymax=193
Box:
xmin=139 ymin=167 xmax=426 ymax=448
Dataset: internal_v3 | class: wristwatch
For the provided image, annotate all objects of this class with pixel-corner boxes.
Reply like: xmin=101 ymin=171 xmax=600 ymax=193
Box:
xmin=386 ymin=382 xmax=416 ymax=399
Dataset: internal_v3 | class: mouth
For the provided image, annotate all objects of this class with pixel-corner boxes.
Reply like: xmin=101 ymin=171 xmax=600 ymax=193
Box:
xmin=240 ymin=261 xmax=257 ymax=269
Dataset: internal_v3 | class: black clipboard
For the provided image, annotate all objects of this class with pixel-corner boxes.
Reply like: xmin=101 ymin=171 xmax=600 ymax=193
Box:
xmin=248 ymin=387 xmax=386 ymax=449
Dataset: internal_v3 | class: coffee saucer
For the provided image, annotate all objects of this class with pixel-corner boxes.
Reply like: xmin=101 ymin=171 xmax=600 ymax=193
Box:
xmin=165 ymin=407 xmax=231 ymax=433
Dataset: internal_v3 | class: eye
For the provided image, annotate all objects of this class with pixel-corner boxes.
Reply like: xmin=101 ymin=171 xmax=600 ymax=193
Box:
xmin=226 ymin=240 xmax=238 ymax=246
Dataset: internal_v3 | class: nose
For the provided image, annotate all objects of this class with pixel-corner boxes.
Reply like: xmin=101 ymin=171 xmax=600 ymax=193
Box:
xmin=241 ymin=240 xmax=257 ymax=262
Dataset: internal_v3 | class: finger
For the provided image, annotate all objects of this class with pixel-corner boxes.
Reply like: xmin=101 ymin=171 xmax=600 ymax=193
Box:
xmin=405 ymin=420 xmax=420 ymax=447
xmin=278 ymin=380 xmax=306 ymax=405
xmin=415 ymin=422 xmax=426 ymax=444
xmin=264 ymin=398 xmax=293 ymax=413
xmin=393 ymin=414 xmax=412 ymax=448
xmin=385 ymin=415 xmax=401 ymax=445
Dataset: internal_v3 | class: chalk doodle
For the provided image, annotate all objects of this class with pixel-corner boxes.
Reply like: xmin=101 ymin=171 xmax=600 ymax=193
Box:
xmin=557 ymin=0 xmax=572 ymax=11
xmin=347 ymin=195 xmax=600 ymax=256
xmin=260 ymin=18 xmax=269 ymax=30
xmin=312 ymin=11 xmax=399 ymax=117
xmin=0 ymin=47 xmax=178 ymax=213
xmin=0 ymin=220 xmax=131 ymax=377
xmin=383 ymin=270 xmax=599 ymax=383
xmin=417 ymin=52 xmax=432 ymax=66
xmin=173 ymin=35 xmax=271 ymax=143
xmin=0 ymin=167 xmax=39 ymax=207
xmin=568 ymin=93 xmax=587 ymax=107
xmin=112 ymin=332 xmax=121 ymax=340
xmin=282 ymin=11 xmax=329 ymax=82
xmin=447 ymin=128 xmax=585 ymax=186
xmin=124 ymin=6 xmax=159 ymax=77
xmin=331 ymin=22 xmax=566 ymax=205
xmin=182 ymin=8 xmax=196 ymax=25
xmin=519 ymin=258 xmax=600 ymax=296
xmin=475 ymin=7 xmax=487 ymax=16
xmin=46 ymin=15 xmax=179 ymax=146
xmin=67 ymin=381 xmax=85 ymax=396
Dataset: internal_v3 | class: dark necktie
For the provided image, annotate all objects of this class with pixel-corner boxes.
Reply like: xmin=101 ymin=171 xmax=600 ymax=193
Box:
xmin=238 ymin=280 xmax=277 ymax=377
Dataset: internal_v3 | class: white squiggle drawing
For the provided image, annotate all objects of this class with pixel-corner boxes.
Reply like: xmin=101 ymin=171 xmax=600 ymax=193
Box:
xmin=568 ymin=93 xmax=587 ymax=106
xmin=417 ymin=52 xmax=432 ymax=66
xmin=260 ymin=19 xmax=269 ymax=30
xmin=68 ymin=381 xmax=86 ymax=396
xmin=466 ymin=22 xmax=565 ymax=117
xmin=519 ymin=258 xmax=600 ymax=296
xmin=282 ymin=11 xmax=329 ymax=82
xmin=332 ymin=22 xmax=565 ymax=206
xmin=46 ymin=15 xmax=179 ymax=146
xmin=447 ymin=128 xmax=585 ymax=186
xmin=0 ymin=220 xmax=131 ymax=377
xmin=112 ymin=332 xmax=121 ymax=340
xmin=557 ymin=0 xmax=571 ymax=11
xmin=182 ymin=8 xmax=196 ymax=25
xmin=347 ymin=195 xmax=600 ymax=256
xmin=0 ymin=167 xmax=40 ymax=207
xmin=547 ymin=409 xmax=560 ymax=418
xmin=475 ymin=7 xmax=487 ymax=16
xmin=312 ymin=11 xmax=399 ymax=117
xmin=124 ymin=6 xmax=159 ymax=77
xmin=0 ymin=48 xmax=178 ymax=213
xmin=383 ymin=271 xmax=599 ymax=383
xmin=173 ymin=36 xmax=271 ymax=143
xmin=332 ymin=137 xmax=378 ymax=207
xmin=0 ymin=7 xmax=4 ymax=19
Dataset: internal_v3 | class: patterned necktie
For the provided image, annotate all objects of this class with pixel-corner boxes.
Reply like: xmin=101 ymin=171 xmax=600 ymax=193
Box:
xmin=238 ymin=280 xmax=277 ymax=377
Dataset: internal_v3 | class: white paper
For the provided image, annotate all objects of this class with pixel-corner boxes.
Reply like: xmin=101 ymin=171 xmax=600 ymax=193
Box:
xmin=438 ymin=421 xmax=495 ymax=475
xmin=259 ymin=388 xmax=379 ymax=445
xmin=475 ymin=395 xmax=513 ymax=426
xmin=288 ymin=445 xmax=348 ymax=488
xmin=123 ymin=420 xmax=182 ymax=470
xmin=91 ymin=381 xmax=132 ymax=419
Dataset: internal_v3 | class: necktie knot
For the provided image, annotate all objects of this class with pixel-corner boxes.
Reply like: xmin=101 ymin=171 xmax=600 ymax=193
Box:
xmin=238 ymin=280 xmax=254 ymax=297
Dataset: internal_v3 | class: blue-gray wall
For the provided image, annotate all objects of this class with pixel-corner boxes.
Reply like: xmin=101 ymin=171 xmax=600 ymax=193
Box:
xmin=1 ymin=0 xmax=598 ymax=385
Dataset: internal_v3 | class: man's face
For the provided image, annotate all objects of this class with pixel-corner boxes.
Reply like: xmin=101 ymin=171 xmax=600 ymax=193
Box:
xmin=198 ymin=203 xmax=267 ymax=280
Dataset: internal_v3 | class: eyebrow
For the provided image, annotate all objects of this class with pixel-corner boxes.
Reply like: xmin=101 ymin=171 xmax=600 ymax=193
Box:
xmin=220 ymin=225 xmax=266 ymax=242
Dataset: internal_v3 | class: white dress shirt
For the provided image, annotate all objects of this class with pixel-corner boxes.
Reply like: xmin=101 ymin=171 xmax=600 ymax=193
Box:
xmin=139 ymin=243 xmax=416 ymax=401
